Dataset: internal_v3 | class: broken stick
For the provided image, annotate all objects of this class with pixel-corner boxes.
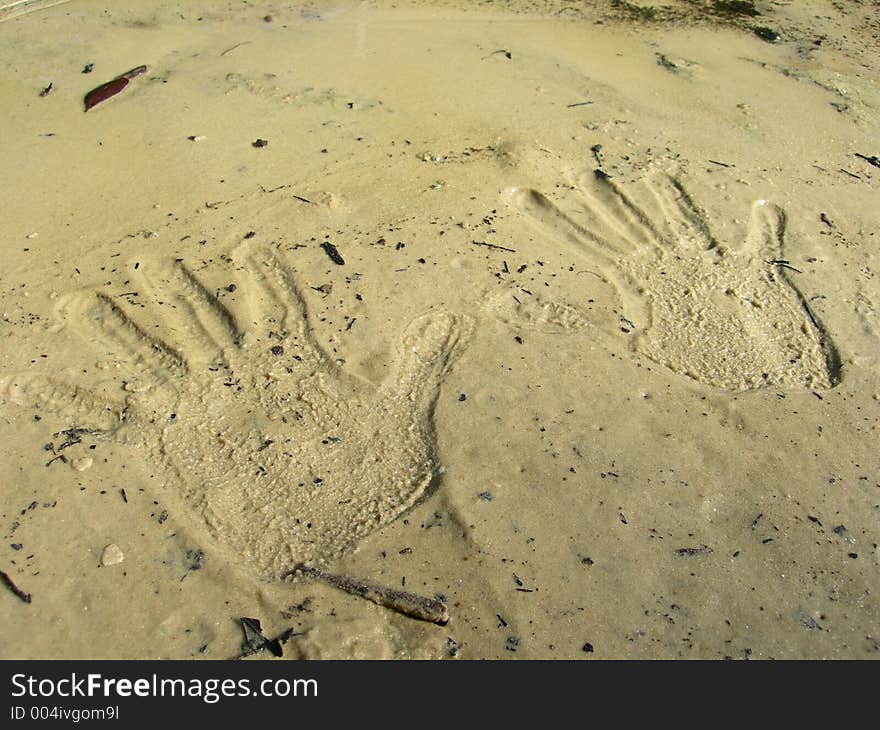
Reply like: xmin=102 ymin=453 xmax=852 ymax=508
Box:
xmin=472 ymin=240 xmax=516 ymax=253
xmin=290 ymin=564 xmax=448 ymax=625
xmin=1 ymin=569 xmax=32 ymax=604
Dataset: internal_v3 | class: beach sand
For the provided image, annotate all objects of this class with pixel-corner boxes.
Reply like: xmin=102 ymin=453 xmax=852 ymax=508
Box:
xmin=1 ymin=0 xmax=878 ymax=659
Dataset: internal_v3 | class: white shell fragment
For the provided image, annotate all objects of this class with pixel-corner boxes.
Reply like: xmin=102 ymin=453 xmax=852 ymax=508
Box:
xmin=71 ymin=456 xmax=93 ymax=472
xmin=100 ymin=543 xmax=124 ymax=566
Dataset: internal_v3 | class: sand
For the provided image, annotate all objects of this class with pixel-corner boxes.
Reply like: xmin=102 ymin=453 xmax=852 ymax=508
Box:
xmin=1 ymin=0 xmax=878 ymax=659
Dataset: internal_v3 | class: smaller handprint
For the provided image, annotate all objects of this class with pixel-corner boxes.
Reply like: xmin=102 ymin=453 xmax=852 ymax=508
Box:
xmin=490 ymin=167 xmax=839 ymax=391
xmin=3 ymin=245 xmax=470 ymax=579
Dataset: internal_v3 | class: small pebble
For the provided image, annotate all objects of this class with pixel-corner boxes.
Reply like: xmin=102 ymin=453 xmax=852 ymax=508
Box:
xmin=71 ymin=456 xmax=93 ymax=472
xmin=100 ymin=543 xmax=124 ymax=566
xmin=753 ymin=26 xmax=781 ymax=43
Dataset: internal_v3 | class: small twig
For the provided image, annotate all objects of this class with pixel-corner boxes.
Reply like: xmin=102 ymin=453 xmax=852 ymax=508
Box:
xmin=53 ymin=426 xmax=102 ymax=439
xmin=566 ymin=101 xmax=593 ymax=108
xmin=854 ymin=153 xmax=880 ymax=169
xmin=674 ymin=545 xmax=713 ymax=557
xmin=802 ymin=300 xmax=822 ymax=330
xmin=1 ymin=569 xmax=32 ymax=604
xmin=839 ymin=168 xmax=862 ymax=180
xmin=290 ymin=564 xmax=449 ymax=625
xmin=220 ymin=41 xmax=252 ymax=57
xmin=472 ymin=240 xmax=516 ymax=253
xmin=708 ymin=159 xmax=733 ymax=168
xmin=258 ymin=184 xmax=288 ymax=194
xmin=767 ymin=259 xmax=802 ymax=273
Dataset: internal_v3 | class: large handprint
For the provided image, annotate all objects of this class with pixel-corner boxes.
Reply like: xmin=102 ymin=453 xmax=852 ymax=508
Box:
xmin=489 ymin=167 xmax=839 ymax=391
xmin=3 ymin=245 xmax=470 ymax=579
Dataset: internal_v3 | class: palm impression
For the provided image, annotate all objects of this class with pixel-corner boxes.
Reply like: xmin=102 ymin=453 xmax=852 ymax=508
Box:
xmin=4 ymin=246 xmax=469 ymax=578
xmin=490 ymin=168 xmax=839 ymax=391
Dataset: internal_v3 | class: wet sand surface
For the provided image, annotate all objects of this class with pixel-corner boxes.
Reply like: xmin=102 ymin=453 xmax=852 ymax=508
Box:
xmin=1 ymin=0 xmax=878 ymax=659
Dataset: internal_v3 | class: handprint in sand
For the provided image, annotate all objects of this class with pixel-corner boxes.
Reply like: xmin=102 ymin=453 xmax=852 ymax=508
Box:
xmin=3 ymin=246 xmax=470 ymax=578
xmin=489 ymin=168 xmax=840 ymax=391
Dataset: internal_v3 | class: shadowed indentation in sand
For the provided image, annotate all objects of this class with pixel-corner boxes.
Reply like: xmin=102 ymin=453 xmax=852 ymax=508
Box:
xmin=493 ymin=168 xmax=840 ymax=391
xmin=2 ymin=246 xmax=471 ymax=579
